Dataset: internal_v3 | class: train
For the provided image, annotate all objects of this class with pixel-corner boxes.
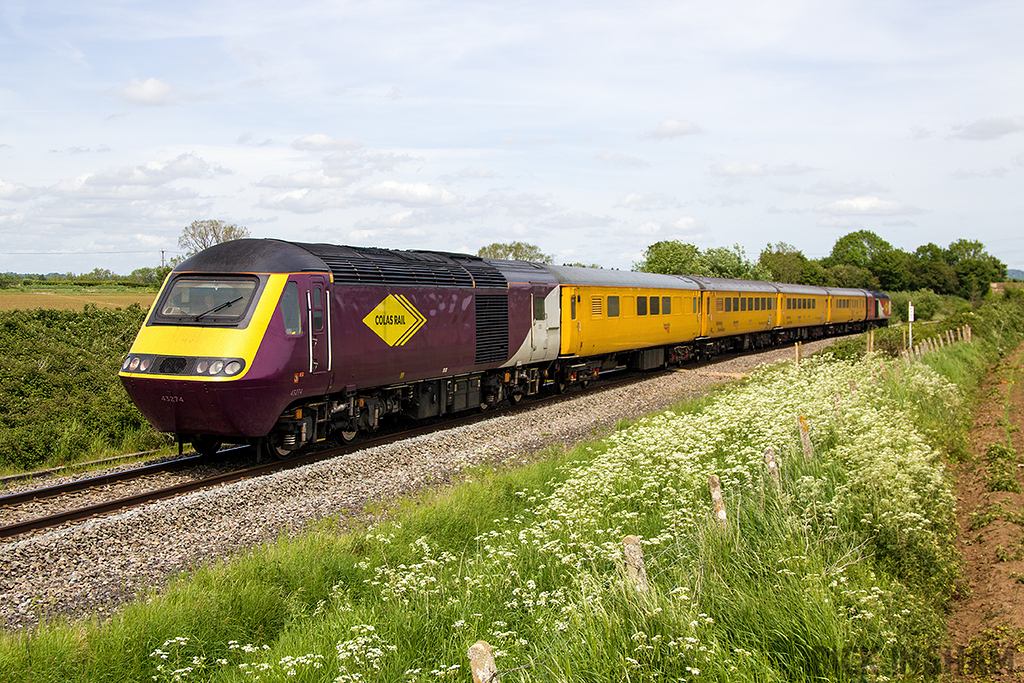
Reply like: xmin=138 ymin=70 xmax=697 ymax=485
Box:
xmin=119 ymin=239 xmax=891 ymax=459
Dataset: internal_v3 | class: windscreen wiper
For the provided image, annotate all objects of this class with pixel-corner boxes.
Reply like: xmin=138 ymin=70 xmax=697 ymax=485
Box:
xmin=194 ymin=296 xmax=242 ymax=321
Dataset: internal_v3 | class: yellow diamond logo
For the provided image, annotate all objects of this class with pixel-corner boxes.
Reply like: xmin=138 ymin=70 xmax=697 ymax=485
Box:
xmin=362 ymin=295 xmax=427 ymax=346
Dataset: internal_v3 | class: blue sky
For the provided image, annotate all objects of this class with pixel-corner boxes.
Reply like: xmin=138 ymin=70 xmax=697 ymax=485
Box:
xmin=1 ymin=0 xmax=1023 ymax=275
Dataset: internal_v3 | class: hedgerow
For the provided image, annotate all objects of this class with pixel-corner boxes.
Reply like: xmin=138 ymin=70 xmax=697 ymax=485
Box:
xmin=0 ymin=304 xmax=166 ymax=470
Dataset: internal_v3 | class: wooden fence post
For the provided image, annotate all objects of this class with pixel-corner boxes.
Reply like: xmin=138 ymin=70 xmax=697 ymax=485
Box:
xmin=866 ymin=329 xmax=874 ymax=353
xmin=468 ymin=641 xmax=497 ymax=683
xmin=764 ymin=447 xmax=781 ymax=491
xmin=709 ymin=475 xmax=727 ymax=528
xmin=798 ymin=415 xmax=813 ymax=461
xmin=795 ymin=341 xmax=802 ymax=364
xmin=623 ymin=535 xmax=649 ymax=592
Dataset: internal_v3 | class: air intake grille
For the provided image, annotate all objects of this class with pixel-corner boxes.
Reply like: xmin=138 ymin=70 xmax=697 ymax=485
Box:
xmin=294 ymin=243 xmax=507 ymax=290
xmin=159 ymin=357 xmax=188 ymax=374
xmin=475 ymin=295 xmax=509 ymax=364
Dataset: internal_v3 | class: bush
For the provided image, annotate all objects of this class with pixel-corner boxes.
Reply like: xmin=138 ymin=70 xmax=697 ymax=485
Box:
xmin=0 ymin=304 xmax=166 ymax=470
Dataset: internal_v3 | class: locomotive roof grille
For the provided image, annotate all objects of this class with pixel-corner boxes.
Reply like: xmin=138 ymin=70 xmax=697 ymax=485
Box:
xmin=295 ymin=243 xmax=507 ymax=289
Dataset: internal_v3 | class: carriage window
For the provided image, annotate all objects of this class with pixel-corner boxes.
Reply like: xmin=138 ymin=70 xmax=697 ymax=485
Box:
xmin=534 ymin=296 xmax=546 ymax=320
xmin=725 ymin=297 xmax=732 ymax=312
xmin=663 ymin=297 xmax=672 ymax=315
xmin=281 ymin=281 xmax=301 ymax=335
xmin=693 ymin=297 xmax=697 ymax=314
xmin=733 ymin=297 xmax=740 ymax=311
xmin=740 ymin=297 xmax=746 ymax=312
xmin=650 ymin=296 xmax=660 ymax=315
xmin=637 ymin=296 xmax=648 ymax=316
xmin=607 ymin=296 xmax=620 ymax=317
xmin=571 ymin=295 xmax=576 ymax=320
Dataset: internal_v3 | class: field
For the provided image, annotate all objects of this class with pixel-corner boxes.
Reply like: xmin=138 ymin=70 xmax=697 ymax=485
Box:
xmin=0 ymin=291 xmax=155 ymax=312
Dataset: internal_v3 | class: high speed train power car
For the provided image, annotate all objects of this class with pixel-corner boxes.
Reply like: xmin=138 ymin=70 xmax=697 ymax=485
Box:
xmin=119 ymin=239 xmax=890 ymax=458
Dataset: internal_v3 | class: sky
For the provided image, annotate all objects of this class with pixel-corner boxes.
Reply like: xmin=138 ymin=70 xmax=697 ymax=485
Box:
xmin=1 ymin=0 xmax=1023 ymax=276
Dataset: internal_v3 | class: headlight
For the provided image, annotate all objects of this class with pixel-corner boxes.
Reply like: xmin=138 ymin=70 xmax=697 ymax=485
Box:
xmin=209 ymin=360 xmax=224 ymax=375
xmin=224 ymin=361 xmax=242 ymax=376
xmin=129 ymin=357 xmax=140 ymax=371
xmin=196 ymin=360 xmax=209 ymax=374
xmin=139 ymin=357 xmax=152 ymax=372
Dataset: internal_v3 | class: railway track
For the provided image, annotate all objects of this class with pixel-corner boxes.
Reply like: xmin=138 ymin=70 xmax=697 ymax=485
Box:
xmin=0 ymin=334 xmax=851 ymax=542
xmin=0 ymin=368 xmax=665 ymax=541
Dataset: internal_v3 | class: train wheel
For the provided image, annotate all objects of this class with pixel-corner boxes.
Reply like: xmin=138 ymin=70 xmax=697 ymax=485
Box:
xmin=191 ymin=435 xmax=222 ymax=457
xmin=509 ymin=390 xmax=525 ymax=405
xmin=259 ymin=436 xmax=290 ymax=461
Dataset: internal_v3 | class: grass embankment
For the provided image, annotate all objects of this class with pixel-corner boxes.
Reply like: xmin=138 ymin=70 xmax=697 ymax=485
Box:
xmin=9 ymin=298 xmax=1024 ymax=682
xmin=0 ymin=305 xmax=169 ymax=474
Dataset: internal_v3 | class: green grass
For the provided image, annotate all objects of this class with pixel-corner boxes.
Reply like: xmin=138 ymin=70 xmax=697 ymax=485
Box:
xmin=2 ymin=338 xmax=987 ymax=682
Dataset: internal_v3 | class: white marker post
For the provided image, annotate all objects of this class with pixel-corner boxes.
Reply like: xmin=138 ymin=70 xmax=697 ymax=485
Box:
xmin=908 ymin=301 xmax=914 ymax=351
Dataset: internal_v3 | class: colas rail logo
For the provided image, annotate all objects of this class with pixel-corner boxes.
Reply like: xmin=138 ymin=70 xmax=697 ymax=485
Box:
xmin=362 ymin=294 xmax=427 ymax=346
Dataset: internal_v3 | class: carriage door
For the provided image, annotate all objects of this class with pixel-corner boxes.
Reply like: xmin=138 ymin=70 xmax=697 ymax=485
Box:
xmin=307 ymin=276 xmax=331 ymax=375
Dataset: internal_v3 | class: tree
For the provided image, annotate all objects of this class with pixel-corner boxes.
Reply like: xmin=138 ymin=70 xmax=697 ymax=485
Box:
xmin=178 ymin=220 xmax=251 ymax=257
xmin=823 ymin=264 xmax=880 ymax=289
xmin=634 ymin=241 xmax=703 ymax=275
xmin=824 ymin=230 xmax=893 ymax=270
xmin=759 ymin=242 xmax=811 ymax=284
xmin=477 ymin=242 xmax=553 ymax=263
xmin=701 ymin=245 xmax=771 ymax=280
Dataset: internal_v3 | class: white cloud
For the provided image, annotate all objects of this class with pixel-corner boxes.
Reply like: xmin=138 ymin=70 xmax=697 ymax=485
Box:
xmin=0 ymin=180 xmax=35 ymax=202
xmin=647 ymin=119 xmax=702 ymax=139
xmin=114 ymin=78 xmax=176 ymax=106
xmin=84 ymin=153 xmax=228 ymax=187
xmin=771 ymin=163 xmax=816 ymax=176
xmin=951 ymin=117 xmax=1024 ymax=140
xmin=293 ymin=134 xmax=362 ymax=152
xmin=356 ymin=180 xmax=460 ymax=206
xmin=814 ymin=196 xmax=922 ymax=215
xmin=817 ymin=216 xmax=863 ymax=228
xmin=711 ymin=161 xmax=766 ymax=178
xmin=258 ymin=189 xmax=349 ymax=214
xmin=474 ymin=191 xmax=558 ymax=218
xmin=615 ymin=192 xmax=673 ymax=210
xmin=352 ymin=210 xmax=419 ymax=229
xmin=952 ymin=167 xmax=1009 ymax=179
xmin=540 ymin=211 xmax=612 ymax=230
xmin=806 ymin=179 xmax=888 ymax=196
xmin=458 ymin=167 xmax=495 ymax=179
xmin=594 ymin=152 xmax=648 ymax=167
xmin=256 ymin=169 xmax=354 ymax=189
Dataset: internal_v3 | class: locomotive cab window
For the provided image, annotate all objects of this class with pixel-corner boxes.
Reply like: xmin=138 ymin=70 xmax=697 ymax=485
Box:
xmin=156 ymin=276 xmax=260 ymax=325
xmin=281 ymin=281 xmax=302 ymax=335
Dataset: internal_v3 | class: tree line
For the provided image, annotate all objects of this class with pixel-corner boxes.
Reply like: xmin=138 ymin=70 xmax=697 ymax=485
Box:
xmin=635 ymin=230 xmax=1007 ymax=303
xmin=0 ymin=220 xmax=250 ymax=289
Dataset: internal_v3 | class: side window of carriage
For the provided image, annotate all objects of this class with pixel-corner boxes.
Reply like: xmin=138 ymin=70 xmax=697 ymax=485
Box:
xmin=281 ymin=281 xmax=302 ymax=335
